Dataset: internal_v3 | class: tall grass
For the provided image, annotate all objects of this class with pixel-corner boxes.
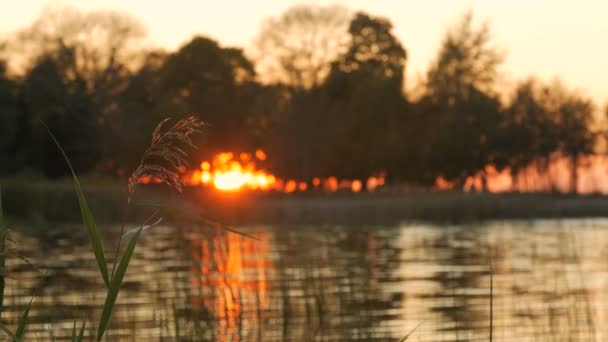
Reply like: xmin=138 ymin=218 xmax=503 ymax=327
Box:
xmin=0 ymin=186 xmax=5 ymax=319
xmin=0 ymin=118 xmax=207 ymax=340
xmin=0 ymin=187 xmax=34 ymax=341
xmin=43 ymin=123 xmax=139 ymax=340
xmin=489 ymin=255 xmax=494 ymax=342
xmin=399 ymin=322 xmax=423 ymax=341
xmin=44 ymin=125 xmax=111 ymax=289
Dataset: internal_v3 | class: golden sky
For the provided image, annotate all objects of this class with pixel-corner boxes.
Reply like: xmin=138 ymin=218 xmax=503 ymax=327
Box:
xmin=2 ymin=0 xmax=607 ymax=105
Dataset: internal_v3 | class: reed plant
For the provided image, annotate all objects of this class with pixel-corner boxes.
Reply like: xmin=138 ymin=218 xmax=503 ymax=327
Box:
xmin=0 ymin=117 xmax=204 ymax=341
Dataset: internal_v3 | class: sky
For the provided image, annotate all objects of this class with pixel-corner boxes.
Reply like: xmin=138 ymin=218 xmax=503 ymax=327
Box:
xmin=2 ymin=0 xmax=608 ymax=106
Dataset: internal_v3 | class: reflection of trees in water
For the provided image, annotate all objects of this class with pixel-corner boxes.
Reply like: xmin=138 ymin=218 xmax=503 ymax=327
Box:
xmin=275 ymin=226 xmax=403 ymax=341
xmin=420 ymin=227 xmax=492 ymax=340
xmin=6 ymin=221 xmax=606 ymax=340
xmin=180 ymin=223 xmax=601 ymax=341
xmin=406 ymin=221 xmax=600 ymax=341
xmin=184 ymin=226 xmax=404 ymax=341
xmin=276 ymin=227 xmax=403 ymax=340
xmin=486 ymin=222 xmax=599 ymax=341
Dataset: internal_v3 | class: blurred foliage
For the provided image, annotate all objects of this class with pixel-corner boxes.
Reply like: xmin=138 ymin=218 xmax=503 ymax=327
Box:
xmin=0 ymin=5 xmax=603 ymax=190
xmin=254 ymin=4 xmax=350 ymax=90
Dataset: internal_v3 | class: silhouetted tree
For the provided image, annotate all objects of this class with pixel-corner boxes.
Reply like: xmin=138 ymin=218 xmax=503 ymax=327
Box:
xmin=154 ymin=36 xmax=271 ymax=161
xmin=275 ymin=12 xmax=409 ymax=179
xmin=329 ymin=12 xmax=411 ymax=180
xmin=0 ymin=6 xmax=601 ymax=188
xmin=543 ymin=81 xmax=596 ymax=192
xmin=419 ymin=11 xmax=503 ymax=187
xmin=425 ymin=12 xmax=502 ymax=100
xmin=254 ymin=4 xmax=350 ymax=89
xmin=111 ymin=51 xmax=168 ymax=169
xmin=329 ymin=12 xmax=406 ymax=90
xmin=603 ymin=104 xmax=608 ymax=148
xmin=5 ymin=6 xmax=148 ymax=174
xmin=18 ymin=47 xmax=100 ymax=177
xmin=499 ymin=79 xmax=597 ymax=192
xmin=497 ymin=79 xmax=555 ymax=175
xmin=11 ymin=6 xmax=145 ymax=78
xmin=0 ymin=60 xmax=19 ymax=174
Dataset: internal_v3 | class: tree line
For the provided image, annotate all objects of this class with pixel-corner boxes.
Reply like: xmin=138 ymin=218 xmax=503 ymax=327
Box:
xmin=0 ymin=5 xmax=604 ymax=191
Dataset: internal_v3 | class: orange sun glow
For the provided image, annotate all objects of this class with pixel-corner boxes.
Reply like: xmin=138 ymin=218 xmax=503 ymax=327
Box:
xmin=180 ymin=149 xmax=386 ymax=193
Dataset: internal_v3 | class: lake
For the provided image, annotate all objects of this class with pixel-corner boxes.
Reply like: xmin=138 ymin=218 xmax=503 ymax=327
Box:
xmin=3 ymin=218 xmax=607 ymax=341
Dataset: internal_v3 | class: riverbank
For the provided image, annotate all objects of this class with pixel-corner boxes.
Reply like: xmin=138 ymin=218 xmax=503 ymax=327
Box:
xmin=3 ymin=179 xmax=608 ymax=225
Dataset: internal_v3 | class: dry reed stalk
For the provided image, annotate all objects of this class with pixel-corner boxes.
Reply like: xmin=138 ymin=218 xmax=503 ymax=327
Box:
xmin=128 ymin=116 xmax=205 ymax=202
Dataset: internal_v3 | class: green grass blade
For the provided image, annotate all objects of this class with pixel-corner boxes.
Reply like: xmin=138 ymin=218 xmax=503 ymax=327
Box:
xmin=194 ymin=319 xmax=203 ymax=341
xmin=72 ymin=320 xmax=86 ymax=342
xmin=73 ymin=181 xmax=110 ymax=288
xmin=172 ymin=303 xmax=180 ymax=339
xmin=78 ymin=321 xmax=86 ymax=341
xmin=97 ymin=227 xmax=143 ymax=341
xmin=0 ymin=186 xmax=5 ymax=319
xmin=133 ymin=201 xmax=258 ymax=240
xmin=48 ymin=327 xmax=56 ymax=342
xmin=399 ymin=321 xmax=423 ymax=342
xmin=43 ymin=124 xmax=110 ymax=288
xmin=14 ymin=298 xmax=33 ymax=341
xmin=0 ymin=322 xmax=13 ymax=338
xmin=120 ymin=218 xmax=163 ymax=241
xmin=0 ymin=185 xmax=3 ymax=228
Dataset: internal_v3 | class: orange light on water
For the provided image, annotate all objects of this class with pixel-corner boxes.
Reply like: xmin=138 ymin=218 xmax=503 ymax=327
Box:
xmin=190 ymin=231 xmax=272 ymax=340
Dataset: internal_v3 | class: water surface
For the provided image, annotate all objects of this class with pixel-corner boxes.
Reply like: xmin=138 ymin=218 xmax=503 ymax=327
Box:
xmin=4 ymin=219 xmax=607 ymax=341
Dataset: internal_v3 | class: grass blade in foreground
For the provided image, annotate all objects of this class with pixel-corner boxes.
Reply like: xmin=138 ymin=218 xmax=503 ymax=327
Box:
xmin=120 ymin=218 xmax=163 ymax=241
xmin=72 ymin=320 xmax=86 ymax=342
xmin=0 ymin=187 xmax=5 ymax=318
xmin=47 ymin=327 xmax=56 ymax=342
xmin=97 ymin=227 xmax=143 ymax=341
xmin=399 ymin=321 xmax=423 ymax=342
xmin=172 ymin=303 xmax=180 ymax=339
xmin=43 ymin=124 xmax=110 ymax=288
xmin=14 ymin=298 xmax=33 ymax=341
xmin=0 ymin=322 xmax=13 ymax=339
xmin=133 ymin=201 xmax=258 ymax=240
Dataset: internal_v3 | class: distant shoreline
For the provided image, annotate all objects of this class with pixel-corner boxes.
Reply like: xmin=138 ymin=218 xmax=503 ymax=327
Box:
xmin=2 ymin=180 xmax=608 ymax=225
xmin=188 ymin=190 xmax=608 ymax=224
